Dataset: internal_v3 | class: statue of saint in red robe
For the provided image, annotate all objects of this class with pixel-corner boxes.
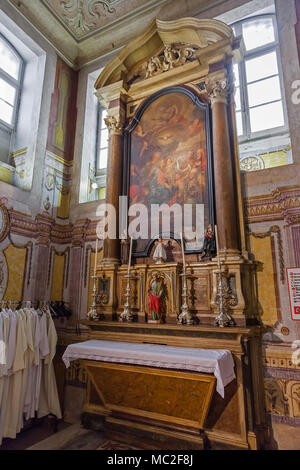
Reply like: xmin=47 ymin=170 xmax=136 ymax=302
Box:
xmin=148 ymin=273 xmax=164 ymax=323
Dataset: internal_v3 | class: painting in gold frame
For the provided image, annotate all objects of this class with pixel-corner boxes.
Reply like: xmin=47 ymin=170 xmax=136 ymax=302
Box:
xmin=124 ymin=86 xmax=215 ymax=256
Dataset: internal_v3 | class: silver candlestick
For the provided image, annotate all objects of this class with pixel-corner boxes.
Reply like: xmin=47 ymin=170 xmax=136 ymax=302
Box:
xmin=87 ymin=275 xmax=99 ymax=321
xmin=214 ymin=266 xmax=235 ymax=328
xmin=214 ymin=225 xmax=234 ymax=328
xmin=177 ymin=268 xmax=194 ymax=325
xmin=119 ymin=273 xmax=134 ymax=322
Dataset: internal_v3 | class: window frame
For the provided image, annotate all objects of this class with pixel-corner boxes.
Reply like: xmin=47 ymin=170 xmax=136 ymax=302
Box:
xmin=0 ymin=33 xmax=24 ymax=132
xmin=232 ymin=14 xmax=289 ymax=143
xmin=96 ymin=102 xmax=108 ymax=172
xmin=92 ymin=102 xmax=108 ymax=200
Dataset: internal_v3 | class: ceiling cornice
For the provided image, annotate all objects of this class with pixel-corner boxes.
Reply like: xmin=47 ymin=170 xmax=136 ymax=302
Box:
xmin=7 ymin=0 xmax=170 ymax=69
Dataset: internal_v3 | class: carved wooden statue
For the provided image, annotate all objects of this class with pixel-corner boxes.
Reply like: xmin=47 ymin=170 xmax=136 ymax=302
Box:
xmin=148 ymin=272 xmax=167 ymax=323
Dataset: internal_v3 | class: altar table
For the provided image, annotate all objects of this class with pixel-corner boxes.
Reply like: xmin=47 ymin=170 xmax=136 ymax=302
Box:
xmin=62 ymin=339 xmax=235 ymax=398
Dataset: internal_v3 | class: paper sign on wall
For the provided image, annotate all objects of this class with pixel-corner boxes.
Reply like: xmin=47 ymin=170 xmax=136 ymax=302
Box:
xmin=287 ymin=268 xmax=300 ymax=321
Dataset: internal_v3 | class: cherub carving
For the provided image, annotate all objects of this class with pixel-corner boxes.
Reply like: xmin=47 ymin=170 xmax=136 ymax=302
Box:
xmin=176 ymin=46 xmax=196 ymax=66
xmin=145 ymin=56 xmax=162 ymax=78
xmin=162 ymin=45 xmax=177 ymax=71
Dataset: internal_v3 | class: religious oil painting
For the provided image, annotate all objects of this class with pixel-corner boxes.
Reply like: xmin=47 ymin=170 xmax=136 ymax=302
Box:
xmin=126 ymin=88 xmax=214 ymax=256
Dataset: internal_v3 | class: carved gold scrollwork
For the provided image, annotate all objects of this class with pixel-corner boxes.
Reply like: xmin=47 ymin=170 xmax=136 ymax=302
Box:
xmin=128 ymin=44 xmax=198 ymax=84
xmin=145 ymin=44 xmax=197 ymax=78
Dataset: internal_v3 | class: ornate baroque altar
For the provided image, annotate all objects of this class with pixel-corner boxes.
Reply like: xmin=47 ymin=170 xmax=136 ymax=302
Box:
xmin=81 ymin=18 xmax=268 ymax=450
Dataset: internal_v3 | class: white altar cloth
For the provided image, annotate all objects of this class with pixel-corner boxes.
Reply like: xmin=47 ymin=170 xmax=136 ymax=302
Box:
xmin=62 ymin=340 xmax=236 ymax=398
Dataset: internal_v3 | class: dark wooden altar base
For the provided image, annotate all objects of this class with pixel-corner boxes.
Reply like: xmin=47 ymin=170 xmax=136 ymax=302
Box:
xmin=80 ymin=321 xmax=268 ymax=450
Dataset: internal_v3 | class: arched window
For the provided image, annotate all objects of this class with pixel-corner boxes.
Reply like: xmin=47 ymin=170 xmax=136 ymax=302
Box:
xmin=0 ymin=34 xmax=23 ymax=128
xmin=232 ymin=14 xmax=287 ymax=140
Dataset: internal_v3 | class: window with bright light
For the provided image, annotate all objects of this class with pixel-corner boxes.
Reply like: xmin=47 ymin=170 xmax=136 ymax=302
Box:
xmin=87 ymin=103 xmax=109 ymax=201
xmin=233 ymin=15 xmax=287 ymax=140
xmin=0 ymin=34 xmax=23 ymax=129
xmin=97 ymin=104 xmax=108 ymax=170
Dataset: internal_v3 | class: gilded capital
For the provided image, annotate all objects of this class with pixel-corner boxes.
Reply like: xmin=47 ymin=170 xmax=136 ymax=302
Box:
xmin=104 ymin=115 xmax=123 ymax=135
xmin=205 ymin=76 xmax=232 ymax=106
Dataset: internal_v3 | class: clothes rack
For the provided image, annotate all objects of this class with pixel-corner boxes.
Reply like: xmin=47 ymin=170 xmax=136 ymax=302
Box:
xmin=0 ymin=301 xmax=62 ymax=445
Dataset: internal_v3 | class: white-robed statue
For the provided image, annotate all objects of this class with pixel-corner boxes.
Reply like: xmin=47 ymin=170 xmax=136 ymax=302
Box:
xmin=153 ymin=236 xmax=167 ymax=264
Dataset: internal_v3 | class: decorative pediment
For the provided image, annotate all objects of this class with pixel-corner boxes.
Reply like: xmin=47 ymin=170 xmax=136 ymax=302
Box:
xmin=94 ymin=17 xmax=236 ymax=91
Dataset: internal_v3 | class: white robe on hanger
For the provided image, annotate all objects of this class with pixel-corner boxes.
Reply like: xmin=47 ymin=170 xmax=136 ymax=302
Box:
xmin=0 ymin=310 xmax=17 ymax=444
xmin=3 ymin=311 xmax=27 ymax=440
xmin=38 ymin=313 xmax=62 ymax=420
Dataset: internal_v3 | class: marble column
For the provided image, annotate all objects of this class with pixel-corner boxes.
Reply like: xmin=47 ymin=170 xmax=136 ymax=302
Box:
xmin=102 ymin=107 xmax=124 ymax=265
xmin=206 ymin=73 xmax=240 ymax=255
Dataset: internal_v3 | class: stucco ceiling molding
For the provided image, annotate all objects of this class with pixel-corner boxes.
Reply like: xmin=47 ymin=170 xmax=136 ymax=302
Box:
xmin=43 ymin=0 xmax=121 ymax=40
xmin=42 ymin=0 xmax=160 ymax=42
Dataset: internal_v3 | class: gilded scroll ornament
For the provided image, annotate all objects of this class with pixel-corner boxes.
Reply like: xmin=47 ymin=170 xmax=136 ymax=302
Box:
xmin=129 ymin=44 xmax=198 ymax=83
xmin=147 ymin=44 xmax=197 ymax=77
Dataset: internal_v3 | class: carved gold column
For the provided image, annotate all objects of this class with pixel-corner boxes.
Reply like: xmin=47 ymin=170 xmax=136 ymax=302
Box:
xmin=206 ymin=72 xmax=240 ymax=256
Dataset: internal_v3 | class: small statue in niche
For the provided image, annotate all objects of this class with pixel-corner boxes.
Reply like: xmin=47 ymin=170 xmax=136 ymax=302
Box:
xmin=153 ymin=236 xmax=168 ymax=264
xmin=96 ymin=276 xmax=110 ymax=305
xmin=200 ymin=224 xmax=216 ymax=260
xmin=148 ymin=272 xmax=167 ymax=323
